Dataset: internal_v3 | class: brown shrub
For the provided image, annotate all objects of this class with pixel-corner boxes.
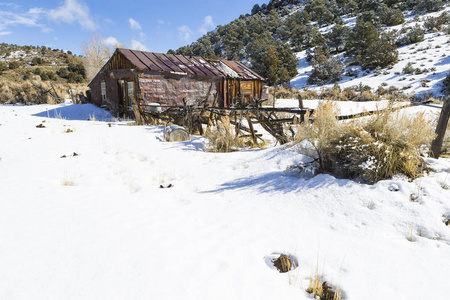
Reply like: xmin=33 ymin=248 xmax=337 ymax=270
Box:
xmin=0 ymin=80 xmax=63 ymax=104
xmin=295 ymin=103 xmax=435 ymax=183
xmin=205 ymin=116 xmax=245 ymax=152
xmin=299 ymin=89 xmax=319 ymax=100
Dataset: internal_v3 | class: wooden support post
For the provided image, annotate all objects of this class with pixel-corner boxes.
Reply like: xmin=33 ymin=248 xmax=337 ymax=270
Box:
xmin=431 ymin=98 xmax=450 ymax=158
xmin=246 ymin=116 xmax=258 ymax=146
xmin=272 ymin=86 xmax=276 ymax=108
xmin=298 ymin=94 xmax=304 ymax=123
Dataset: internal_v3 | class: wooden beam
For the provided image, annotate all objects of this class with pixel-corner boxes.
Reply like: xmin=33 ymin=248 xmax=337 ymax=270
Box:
xmin=431 ymin=98 xmax=450 ymax=158
xmin=247 ymin=116 xmax=258 ymax=145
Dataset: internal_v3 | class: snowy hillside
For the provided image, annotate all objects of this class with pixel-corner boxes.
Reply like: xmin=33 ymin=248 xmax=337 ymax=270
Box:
xmin=1 ymin=102 xmax=449 ymax=299
xmin=292 ymin=5 xmax=450 ymax=97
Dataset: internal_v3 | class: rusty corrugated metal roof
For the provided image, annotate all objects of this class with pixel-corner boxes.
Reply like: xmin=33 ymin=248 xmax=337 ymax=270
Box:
xmin=116 ymin=48 xmax=264 ymax=81
xmin=221 ymin=60 xmax=264 ymax=80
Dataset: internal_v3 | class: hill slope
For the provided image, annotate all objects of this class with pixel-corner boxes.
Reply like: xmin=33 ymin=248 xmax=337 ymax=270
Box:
xmin=177 ymin=0 xmax=450 ymax=97
xmin=0 ymin=43 xmax=86 ymax=84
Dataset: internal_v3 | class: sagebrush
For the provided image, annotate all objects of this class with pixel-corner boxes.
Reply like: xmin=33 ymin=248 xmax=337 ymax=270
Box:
xmin=205 ymin=117 xmax=245 ymax=152
xmin=0 ymin=80 xmax=65 ymax=104
xmin=295 ymin=101 xmax=435 ymax=183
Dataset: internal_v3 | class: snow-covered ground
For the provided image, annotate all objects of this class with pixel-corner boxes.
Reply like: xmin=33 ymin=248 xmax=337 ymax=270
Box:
xmin=1 ymin=101 xmax=450 ymax=300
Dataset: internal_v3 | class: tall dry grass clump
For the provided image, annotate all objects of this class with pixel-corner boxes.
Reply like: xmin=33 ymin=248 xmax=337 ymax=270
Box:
xmin=0 ymin=80 xmax=63 ymax=104
xmin=295 ymin=102 xmax=435 ymax=184
xmin=296 ymin=101 xmax=341 ymax=171
xmin=205 ymin=116 xmax=245 ymax=152
xmin=0 ymin=81 xmax=14 ymax=103
xmin=306 ymin=259 xmax=341 ymax=300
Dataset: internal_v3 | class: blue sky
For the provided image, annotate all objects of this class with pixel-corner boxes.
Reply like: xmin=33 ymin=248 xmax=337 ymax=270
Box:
xmin=0 ymin=0 xmax=266 ymax=55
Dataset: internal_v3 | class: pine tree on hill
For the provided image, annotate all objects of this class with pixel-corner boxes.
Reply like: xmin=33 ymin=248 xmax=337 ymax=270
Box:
xmin=174 ymin=0 xmax=445 ymax=86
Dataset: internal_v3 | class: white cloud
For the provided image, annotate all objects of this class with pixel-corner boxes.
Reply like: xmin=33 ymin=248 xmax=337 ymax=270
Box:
xmin=0 ymin=9 xmax=44 ymax=29
xmin=0 ymin=3 xmax=21 ymax=10
xmin=199 ymin=15 xmax=214 ymax=34
xmin=129 ymin=17 xmax=141 ymax=30
xmin=104 ymin=36 xmax=120 ymax=46
xmin=41 ymin=27 xmax=53 ymax=33
xmin=130 ymin=40 xmax=148 ymax=51
xmin=48 ymin=0 xmax=97 ymax=30
xmin=27 ymin=7 xmax=45 ymax=15
xmin=178 ymin=25 xmax=193 ymax=42
xmin=0 ymin=31 xmax=12 ymax=36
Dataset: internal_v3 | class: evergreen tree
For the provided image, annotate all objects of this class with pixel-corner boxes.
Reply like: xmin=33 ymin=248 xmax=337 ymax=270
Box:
xmin=247 ymin=35 xmax=297 ymax=86
xmin=67 ymin=72 xmax=76 ymax=83
xmin=347 ymin=20 xmax=398 ymax=69
xmin=406 ymin=24 xmax=425 ymax=44
xmin=251 ymin=4 xmax=261 ymax=15
xmin=362 ymin=33 xmax=398 ymax=69
xmin=58 ymin=67 xmax=69 ymax=78
xmin=441 ymin=72 xmax=450 ymax=95
xmin=305 ymin=0 xmax=335 ymax=25
xmin=9 ymin=61 xmax=19 ymax=69
xmin=346 ymin=20 xmax=379 ymax=59
xmin=414 ymin=0 xmax=445 ymax=12
xmin=378 ymin=6 xmax=404 ymax=26
xmin=40 ymin=72 xmax=49 ymax=81
xmin=46 ymin=71 xmax=56 ymax=81
xmin=308 ymin=46 xmax=344 ymax=85
xmin=23 ymin=71 xmax=31 ymax=80
xmin=327 ymin=24 xmax=351 ymax=53
xmin=266 ymin=10 xmax=280 ymax=34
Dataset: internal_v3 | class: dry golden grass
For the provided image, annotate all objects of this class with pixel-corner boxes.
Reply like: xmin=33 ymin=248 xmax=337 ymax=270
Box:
xmin=60 ymin=171 xmax=75 ymax=186
xmin=333 ymin=287 xmax=342 ymax=300
xmin=306 ymin=258 xmax=341 ymax=300
xmin=295 ymin=101 xmax=340 ymax=171
xmin=407 ymin=223 xmax=415 ymax=242
xmin=0 ymin=80 xmax=67 ymax=104
xmin=205 ymin=116 xmax=258 ymax=152
xmin=307 ymin=271 xmax=324 ymax=298
xmin=269 ymin=85 xmax=414 ymax=103
xmin=295 ymin=102 xmax=435 ymax=183
xmin=306 ymin=256 xmax=324 ymax=298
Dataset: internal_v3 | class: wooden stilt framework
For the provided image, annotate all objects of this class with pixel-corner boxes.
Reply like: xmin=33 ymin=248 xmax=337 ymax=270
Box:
xmin=142 ymin=101 xmax=443 ymax=146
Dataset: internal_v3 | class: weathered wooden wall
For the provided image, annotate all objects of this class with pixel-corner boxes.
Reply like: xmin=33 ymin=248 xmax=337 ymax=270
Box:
xmin=88 ymin=50 xmax=268 ymax=115
xmin=138 ymin=72 xmax=222 ymax=108
xmin=222 ymin=79 xmax=268 ymax=107
xmin=89 ymin=69 xmax=135 ymax=114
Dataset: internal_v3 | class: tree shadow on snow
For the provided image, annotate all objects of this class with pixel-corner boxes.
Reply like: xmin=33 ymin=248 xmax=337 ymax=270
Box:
xmin=200 ymin=171 xmax=353 ymax=195
xmin=32 ymin=103 xmax=113 ymax=121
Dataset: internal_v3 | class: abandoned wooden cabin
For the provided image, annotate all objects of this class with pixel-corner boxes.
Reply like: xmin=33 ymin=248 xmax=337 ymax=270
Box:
xmin=88 ymin=48 xmax=268 ymax=115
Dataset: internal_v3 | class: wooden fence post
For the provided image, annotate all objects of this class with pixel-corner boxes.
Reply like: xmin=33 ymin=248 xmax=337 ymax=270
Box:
xmin=298 ymin=94 xmax=304 ymax=123
xmin=431 ymin=97 xmax=450 ymax=158
xmin=272 ymin=86 xmax=277 ymax=108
